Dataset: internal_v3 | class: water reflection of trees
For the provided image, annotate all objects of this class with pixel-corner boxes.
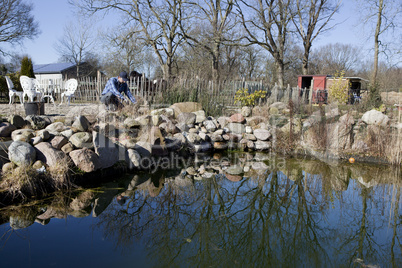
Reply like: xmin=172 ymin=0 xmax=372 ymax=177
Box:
xmin=1 ymin=155 xmax=400 ymax=267
xmin=93 ymin=157 xmax=401 ymax=267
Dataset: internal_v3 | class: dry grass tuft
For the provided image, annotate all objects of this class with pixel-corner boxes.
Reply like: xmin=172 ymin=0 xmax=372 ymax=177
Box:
xmin=46 ymin=156 xmax=74 ymax=189
xmin=0 ymin=165 xmax=47 ymax=199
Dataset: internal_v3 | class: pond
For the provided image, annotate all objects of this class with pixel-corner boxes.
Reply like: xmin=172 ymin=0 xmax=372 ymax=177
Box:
xmin=0 ymin=152 xmax=401 ymax=268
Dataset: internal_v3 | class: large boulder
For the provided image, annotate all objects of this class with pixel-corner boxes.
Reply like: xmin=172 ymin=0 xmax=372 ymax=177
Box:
xmin=269 ymin=102 xmax=286 ymax=111
xmin=8 ymin=141 xmax=36 ymax=166
xmin=35 ymin=142 xmax=67 ymax=167
xmin=193 ymin=110 xmax=206 ymax=123
xmin=72 ymin=115 xmax=91 ymax=132
xmin=69 ymin=148 xmax=101 ymax=173
xmin=50 ymin=135 xmax=69 ymax=150
xmin=25 ymin=115 xmax=49 ymax=130
xmin=93 ymin=132 xmax=120 ymax=169
xmin=169 ymin=102 xmax=203 ymax=117
xmin=203 ymin=120 xmax=217 ymax=132
xmin=11 ymin=129 xmax=35 ymax=142
xmin=69 ymin=132 xmax=93 ymax=149
xmin=123 ymin=118 xmax=141 ymax=129
xmin=241 ymin=106 xmax=252 ymax=117
xmin=217 ymin=116 xmax=231 ymax=128
xmin=254 ymin=140 xmax=271 ymax=150
xmin=45 ymin=122 xmax=65 ymax=133
xmin=361 ymin=109 xmax=389 ymax=126
xmin=8 ymin=115 xmax=26 ymax=129
xmin=177 ymin=112 xmax=196 ymax=125
xmin=0 ymin=122 xmax=17 ymax=137
xmin=230 ymin=113 xmax=246 ymax=124
xmin=150 ymin=108 xmax=174 ymax=117
xmin=253 ymin=128 xmax=272 ymax=141
xmin=226 ymin=122 xmax=246 ymax=135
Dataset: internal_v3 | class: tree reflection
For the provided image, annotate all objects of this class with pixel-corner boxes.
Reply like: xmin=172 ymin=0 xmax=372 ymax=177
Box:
xmin=38 ymin=155 xmax=400 ymax=267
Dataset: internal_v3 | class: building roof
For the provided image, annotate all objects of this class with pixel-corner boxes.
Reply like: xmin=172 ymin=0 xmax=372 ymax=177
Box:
xmin=33 ymin=63 xmax=76 ymax=74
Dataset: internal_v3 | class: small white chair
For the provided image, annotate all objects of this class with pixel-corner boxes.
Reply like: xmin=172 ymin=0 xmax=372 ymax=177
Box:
xmin=32 ymin=78 xmax=54 ymax=104
xmin=60 ymin=79 xmax=78 ymax=105
xmin=5 ymin=76 xmax=23 ymax=104
xmin=20 ymin=76 xmax=42 ymax=102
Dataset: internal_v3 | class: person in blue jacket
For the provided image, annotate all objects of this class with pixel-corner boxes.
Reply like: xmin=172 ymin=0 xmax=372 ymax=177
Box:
xmin=101 ymin=71 xmax=136 ymax=110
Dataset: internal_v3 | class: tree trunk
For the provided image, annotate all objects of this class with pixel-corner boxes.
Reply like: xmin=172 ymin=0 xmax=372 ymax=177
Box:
xmin=302 ymin=44 xmax=311 ymax=75
xmin=275 ymin=61 xmax=285 ymax=88
xmin=372 ymin=0 xmax=383 ymax=86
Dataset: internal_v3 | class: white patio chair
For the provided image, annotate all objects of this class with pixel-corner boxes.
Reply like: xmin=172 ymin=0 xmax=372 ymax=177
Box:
xmin=20 ymin=76 xmax=42 ymax=102
xmin=5 ymin=76 xmax=23 ymax=105
xmin=32 ymin=78 xmax=55 ymax=104
xmin=60 ymin=79 xmax=78 ymax=105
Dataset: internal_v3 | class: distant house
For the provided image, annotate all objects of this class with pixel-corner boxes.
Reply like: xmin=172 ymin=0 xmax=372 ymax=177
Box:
xmin=33 ymin=62 xmax=100 ymax=82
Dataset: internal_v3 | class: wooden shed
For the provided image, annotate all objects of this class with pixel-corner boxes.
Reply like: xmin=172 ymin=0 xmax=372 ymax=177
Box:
xmin=297 ymin=75 xmax=368 ymax=104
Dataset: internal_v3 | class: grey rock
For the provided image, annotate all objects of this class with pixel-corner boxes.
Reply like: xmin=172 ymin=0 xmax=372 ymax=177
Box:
xmin=50 ymin=135 xmax=69 ymax=150
xmin=217 ymin=116 xmax=232 ymax=128
xmin=177 ymin=112 xmax=197 ymax=125
xmin=253 ymin=128 xmax=271 ymax=141
xmin=9 ymin=115 xmax=26 ymax=129
xmin=255 ymin=140 xmax=270 ymax=150
xmin=8 ymin=141 xmax=36 ymax=166
xmin=69 ymin=132 xmax=93 ymax=149
xmin=11 ymin=129 xmax=34 ymax=142
xmin=0 ymin=122 xmax=17 ymax=137
xmin=193 ymin=110 xmax=206 ymax=123
xmin=72 ymin=115 xmax=90 ymax=132
xmin=362 ymin=109 xmax=389 ymax=126
xmin=46 ymin=122 xmax=65 ymax=132
xmin=36 ymin=129 xmax=50 ymax=140
xmin=60 ymin=129 xmax=74 ymax=139
xmin=25 ymin=115 xmax=48 ymax=130
xmin=123 ymin=118 xmax=141 ymax=128
xmin=150 ymin=108 xmax=174 ymax=117
xmin=93 ymin=132 xmax=120 ymax=169
xmin=241 ymin=106 xmax=252 ymax=117
xmin=203 ymin=120 xmax=217 ymax=132
xmin=226 ymin=122 xmax=245 ymax=134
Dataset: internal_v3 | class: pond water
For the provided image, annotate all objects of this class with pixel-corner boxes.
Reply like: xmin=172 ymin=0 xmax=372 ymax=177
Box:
xmin=0 ymin=152 xmax=401 ymax=268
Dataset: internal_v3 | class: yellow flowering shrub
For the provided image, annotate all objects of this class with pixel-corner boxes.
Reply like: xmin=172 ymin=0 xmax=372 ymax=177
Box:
xmin=234 ymin=88 xmax=267 ymax=106
xmin=328 ymin=70 xmax=350 ymax=104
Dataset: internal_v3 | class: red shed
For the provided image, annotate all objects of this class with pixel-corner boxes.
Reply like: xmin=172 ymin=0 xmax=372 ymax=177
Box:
xmin=298 ymin=75 xmax=329 ymax=104
xmin=298 ymin=75 xmax=368 ymax=104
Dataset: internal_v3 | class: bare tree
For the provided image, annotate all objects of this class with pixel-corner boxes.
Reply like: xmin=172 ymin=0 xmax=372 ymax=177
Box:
xmin=71 ymin=0 xmax=187 ymax=80
xmin=292 ymin=0 xmax=341 ymax=75
xmin=0 ymin=0 xmax=40 ymax=55
xmin=358 ymin=0 xmax=401 ymax=85
xmin=101 ymin=27 xmax=146 ymax=76
xmin=236 ymin=0 xmax=294 ymax=88
xmin=310 ymin=43 xmax=362 ymax=75
xmin=54 ymin=19 xmax=97 ymax=78
xmin=181 ymin=0 xmax=235 ymax=81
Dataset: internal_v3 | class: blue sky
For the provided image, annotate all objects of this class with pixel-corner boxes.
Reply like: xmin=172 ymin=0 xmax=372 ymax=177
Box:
xmin=4 ymin=0 xmax=380 ymax=65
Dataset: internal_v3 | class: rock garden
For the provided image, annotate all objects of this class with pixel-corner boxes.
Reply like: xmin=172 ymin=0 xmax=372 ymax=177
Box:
xmin=0 ymin=101 xmax=400 ymax=205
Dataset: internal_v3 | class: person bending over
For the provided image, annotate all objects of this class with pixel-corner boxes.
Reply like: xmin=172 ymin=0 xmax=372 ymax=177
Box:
xmin=101 ymin=71 xmax=136 ymax=110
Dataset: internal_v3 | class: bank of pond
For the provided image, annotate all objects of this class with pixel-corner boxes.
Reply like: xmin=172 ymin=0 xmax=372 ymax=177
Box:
xmin=0 ymin=153 xmax=401 ymax=267
xmin=0 ymin=101 xmax=400 ymax=206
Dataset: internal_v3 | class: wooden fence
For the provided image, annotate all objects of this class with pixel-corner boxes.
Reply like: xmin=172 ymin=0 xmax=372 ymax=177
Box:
xmin=68 ymin=76 xmax=318 ymax=107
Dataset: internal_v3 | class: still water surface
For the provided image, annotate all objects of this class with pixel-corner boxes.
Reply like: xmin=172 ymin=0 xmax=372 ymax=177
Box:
xmin=0 ymin=153 xmax=401 ymax=267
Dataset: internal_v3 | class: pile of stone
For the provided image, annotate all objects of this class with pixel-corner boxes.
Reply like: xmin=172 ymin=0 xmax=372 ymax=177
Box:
xmin=0 ymin=101 xmax=400 ymax=185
